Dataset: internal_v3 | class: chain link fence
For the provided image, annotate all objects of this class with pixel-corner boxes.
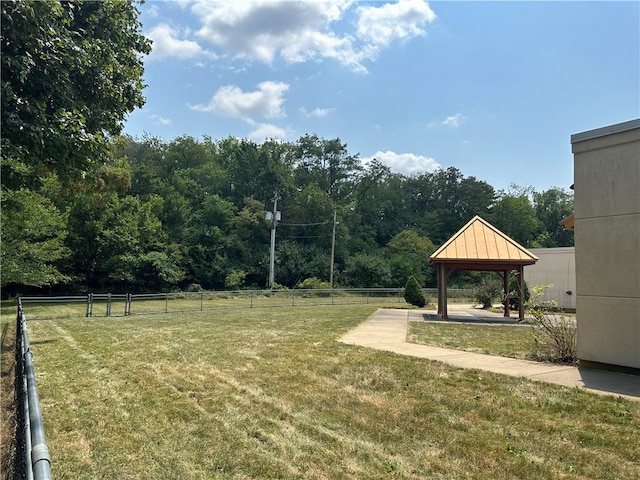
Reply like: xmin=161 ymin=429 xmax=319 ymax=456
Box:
xmin=20 ymin=288 xmax=474 ymax=320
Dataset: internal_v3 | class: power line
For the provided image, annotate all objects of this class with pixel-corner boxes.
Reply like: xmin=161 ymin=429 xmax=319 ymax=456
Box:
xmin=279 ymin=234 xmax=330 ymax=239
xmin=280 ymin=221 xmax=330 ymax=227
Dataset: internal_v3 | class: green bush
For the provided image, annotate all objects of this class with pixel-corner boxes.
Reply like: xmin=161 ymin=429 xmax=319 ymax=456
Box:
xmin=224 ymin=270 xmax=246 ymax=290
xmin=527 ymin=285 xmax=577 ymax=364
xmin=473 ymin=280 xmax=502 ymax=309
xmin=404 ymin=276 xmax=426 ymax=308
xmin=185 ymin=283 xmax=204 ymax=292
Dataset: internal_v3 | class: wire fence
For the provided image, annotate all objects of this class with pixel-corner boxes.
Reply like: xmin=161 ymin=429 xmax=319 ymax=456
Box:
xmin=20 ymin=288 xmax=474 ymax=320
xmin=11 ymin=286 xmax=473 ymax=477
xmin=15 ymin=299 xmax=52 ymax=480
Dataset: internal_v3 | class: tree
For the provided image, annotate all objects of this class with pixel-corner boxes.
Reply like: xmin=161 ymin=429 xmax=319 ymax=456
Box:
xmin=65 ymin=191 xmax=170 ymax=291
xmin=341 ymin=252 xmax=391 ymax=287
xmin=1 ymin=0 xmax=150 ymax=290
xmin=293 ymin=135 xmax=361 ymax=202
xmin=532 ymin=187 xmax=574 ymax=247
xmin=227 ymin=197 xmax=271 ymax=287
xmin=218 ymin=137 xmax=295 ymax=207
xmin=1 ymin=187 xmax=70 ymax=288
xmin=1 ymin=0 xmax=151 ymax=188
xmin=352 ymin=160 xmax=412 ymax=247
xmin=489 ymin=189 xmax=540 ymax=246
xmin=386 ymin=229 xmax=436 ymax=287
xmin=404 ymin=275 xmax=426 ymax=307
xmin=407 ymin=167 xmax=494 ymax=245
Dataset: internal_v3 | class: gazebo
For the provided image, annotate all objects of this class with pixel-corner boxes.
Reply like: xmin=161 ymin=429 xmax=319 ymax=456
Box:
xmin=429 ymin=215 xmax=538 ymax=321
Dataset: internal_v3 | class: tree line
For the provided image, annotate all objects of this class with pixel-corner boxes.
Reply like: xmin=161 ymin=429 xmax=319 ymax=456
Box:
xmin=0 ymin=1 xmax=573 ymax=296
xmin=3 ymin=132 xmax=573 ymax=295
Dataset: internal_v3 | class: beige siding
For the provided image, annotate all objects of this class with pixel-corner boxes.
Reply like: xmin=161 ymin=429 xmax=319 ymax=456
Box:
xmin=571 ymin=119 xmax=640 ymax=370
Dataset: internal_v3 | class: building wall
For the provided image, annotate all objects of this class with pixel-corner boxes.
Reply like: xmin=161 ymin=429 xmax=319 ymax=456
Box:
xmin=524 ymin=248 xmax=576 ymax=310
xmin=571 ymin=119 xmax=640 ymax=370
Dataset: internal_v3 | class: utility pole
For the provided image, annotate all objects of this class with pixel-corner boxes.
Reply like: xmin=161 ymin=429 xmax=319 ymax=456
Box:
xmin=266 ymin=191 xmax=281 ymax=288
xmin=330 ymin=207 xmax=337 ymax=287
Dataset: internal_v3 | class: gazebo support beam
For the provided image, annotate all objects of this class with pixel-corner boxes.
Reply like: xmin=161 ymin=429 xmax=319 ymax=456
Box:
xmin=518 ymin=265 xmax=525 ymax=321
xmin=438 ymin=263 xmax=448 ymax=319
xmin=503 ymin=270 xmax=510 ymax=317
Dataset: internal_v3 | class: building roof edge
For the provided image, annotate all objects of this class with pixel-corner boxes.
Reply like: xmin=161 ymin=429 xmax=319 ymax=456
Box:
xmin=571 ymin=118 xmax=640 ymax=144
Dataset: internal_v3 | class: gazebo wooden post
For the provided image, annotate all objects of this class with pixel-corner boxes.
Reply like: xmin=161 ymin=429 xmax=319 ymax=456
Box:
xmin=436 ymin=263 xmax=442 ymax=314
xmin=503 ymin=269 xmax=510 ymax=317
xmin=518 ymin=265 xmax=525 ymax=321
xmin=439 ymin=263 xmax=448 ymax=319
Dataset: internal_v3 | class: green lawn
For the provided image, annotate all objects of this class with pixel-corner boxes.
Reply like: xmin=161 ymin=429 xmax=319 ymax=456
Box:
xmin=8 ymin=305 xmax=640 ymax=479
xmin=407 ymin=321 xmax=535 ymax=359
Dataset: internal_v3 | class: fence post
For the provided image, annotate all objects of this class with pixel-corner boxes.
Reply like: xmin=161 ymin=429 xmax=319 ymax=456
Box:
xmin=106 ymin=293 xmax=112 ymax=317
xmin=165 ymin=293 xmax=169 ymax=313
xmin=125 ymin=294 xmax=131 ymax=316
xmin=86 ymin=293 xmax=93 ymax=317
xmin=200 ymin=292 xmax=203 ymax=311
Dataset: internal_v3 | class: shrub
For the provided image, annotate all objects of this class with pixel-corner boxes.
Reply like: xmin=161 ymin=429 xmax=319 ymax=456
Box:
xmin=527 ymin=285 xmax=577 ymax=364
xmin=473 ymin=280 xmax=502 ymax=309
xmin=404 ymin=276 xmax=426 ymax=308
xmin=296 ymin=277 xmax=332 ymax=289
xmin=225 ymin=270 xmax=246 ymax=290
xmin=185 ymin=283 xmax=203 ymax=292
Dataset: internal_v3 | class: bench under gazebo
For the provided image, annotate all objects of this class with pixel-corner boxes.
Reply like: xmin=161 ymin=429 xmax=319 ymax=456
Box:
xmin=429 ymin=215 xmax=538 ymax=321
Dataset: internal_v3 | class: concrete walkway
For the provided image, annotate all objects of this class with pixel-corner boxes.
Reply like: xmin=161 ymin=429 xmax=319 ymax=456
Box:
xmin=338 ymin=307 xmax=640 ymax=401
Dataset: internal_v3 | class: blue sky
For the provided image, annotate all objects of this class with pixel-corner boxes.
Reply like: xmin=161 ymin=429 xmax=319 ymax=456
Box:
xmin=123 ymin=0 xmax=639 ymax=193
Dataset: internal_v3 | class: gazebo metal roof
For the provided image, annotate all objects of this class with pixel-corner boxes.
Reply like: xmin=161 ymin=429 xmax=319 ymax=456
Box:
xmin=429 ymin=215 xmax=538 ymax=320
xmin=430 ymin=215 xmax=538 ymax=266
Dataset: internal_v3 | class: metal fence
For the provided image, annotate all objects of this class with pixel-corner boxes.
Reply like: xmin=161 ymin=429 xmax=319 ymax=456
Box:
xmin=20 ymin=288 xmax=474 ymax=319
xmin=11 ymin=286 xmax=473 ymax=477
xmin=15 ymin=299 xmax=52 ymax=480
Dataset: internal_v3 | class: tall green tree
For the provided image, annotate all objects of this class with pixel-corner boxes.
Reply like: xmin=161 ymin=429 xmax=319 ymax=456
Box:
xmin=490 ymin=189 xmax=541 ymax=247
xmin=407 ymin=167 xmax=495 ymax=245
xmin=65 ymin=191 xmax=173 ymax=291
xmin=341 ymin=252 xmax=392 ymax=288
xmin=352 ymin=160 xmax=412 ymax=247
xmin=1 ymin=0 xmax=151 ymax=187
xmin=386 ymin=229 xmax=436 ymax=287
xmin=532 ymin=187 xmax=574 ymax=247
xmin=1 ymin=0 xmax=150 ymax=290
xmin=293 ymin=135 xmax=361 ymax=202
xmin=218 ymin=137 xmax=295 ymax=207
xmin=1 ymin=187 xmax=70 ymax=288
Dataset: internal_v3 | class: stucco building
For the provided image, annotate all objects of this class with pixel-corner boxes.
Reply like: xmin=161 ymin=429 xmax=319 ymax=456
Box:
xmin=524 ymin=247 xmax=576 ymax=311
xmin=571 ymin=119 xmax=640 ymax=372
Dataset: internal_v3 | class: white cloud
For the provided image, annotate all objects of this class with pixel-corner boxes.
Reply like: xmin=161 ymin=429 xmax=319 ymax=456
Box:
xmin=300 ymin=107 xmax=335 ymax=118
xmin=146 ymin=23 xmax=207 ymax=60
xmin=145 ymin=4 xmax=159 ymax=18
xmin=193 ymin=1 xmax=361 ymax=68
xmin=151 ymin=114 xmax=172 ymax=126
xmin=186 ymin=0 xmax=434 ymax=73
xmin=361 ymin=150 xmax=440 ymax=175
xmin=248 ymin=122 xmax=291 ymax=141
xmin=357 ymin=0 xmax=436 ymax=46
xmin=442 ymin=113 xmax=467 ymax=128
xmin=189 ymin=81 xmax=290 ymax=120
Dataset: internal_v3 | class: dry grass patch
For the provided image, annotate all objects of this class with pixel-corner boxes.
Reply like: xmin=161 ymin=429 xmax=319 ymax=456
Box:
xmin=15 ymin=305 xmax=640 ymax=479
xmin=407 ymin=321 xmax=535 ymax=360
xmin=0 ymin=304 xmax=17 ymax=480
